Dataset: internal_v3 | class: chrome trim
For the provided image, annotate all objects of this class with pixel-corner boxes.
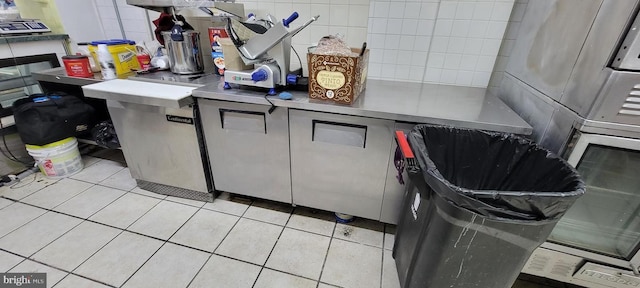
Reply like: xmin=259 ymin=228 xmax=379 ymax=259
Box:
xmin=566 ymin=133 xmax=640 ymax=166
xmin=541 ymin=242 xmax=633 ymax=270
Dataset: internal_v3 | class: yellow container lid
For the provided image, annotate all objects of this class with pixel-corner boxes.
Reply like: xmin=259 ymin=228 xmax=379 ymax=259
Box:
xmin=25 ymin=137 xmax=75 ymax=150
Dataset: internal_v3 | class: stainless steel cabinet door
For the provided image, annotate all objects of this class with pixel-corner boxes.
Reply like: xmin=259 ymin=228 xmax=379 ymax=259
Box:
xmin=108 ymin=101 xmax=208 ymax=192
xmin=199 ymin=99 xmax=292 ymax=203
xmin=289 ymin=109 xmax=394 ymax=220
xmin=380 ymin=122 xmax=416 ymax=224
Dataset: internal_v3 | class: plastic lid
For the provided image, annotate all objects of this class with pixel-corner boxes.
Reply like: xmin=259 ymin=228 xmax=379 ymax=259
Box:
xmin=62 ymin=55 xmax=88 ymax=59
xmin=25 ymin=137 xmax=76 ymax=150
xmin=90 ymin=39 xmax=136 ymax=46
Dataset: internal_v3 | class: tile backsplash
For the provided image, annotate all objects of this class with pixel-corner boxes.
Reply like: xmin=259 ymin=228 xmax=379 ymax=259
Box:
xmin=488 ymin=0 xmax=528 ymax=95
xmin=368 ymin=0 xmax=515 ymax=87
xmin=91 ymin=0 xmax=515 ymax=88
xmin=236 ymin=0 xmax=370 ymax=75
xmin=95 ymin=0 xmax=156 ymax=42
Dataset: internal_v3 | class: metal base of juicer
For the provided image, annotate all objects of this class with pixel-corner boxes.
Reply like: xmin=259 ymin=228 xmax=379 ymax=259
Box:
xmin=224 ymin=62 xmax=281 ymax=91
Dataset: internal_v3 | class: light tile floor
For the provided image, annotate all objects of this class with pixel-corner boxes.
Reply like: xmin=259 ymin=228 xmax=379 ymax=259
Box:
xmin=0 ymin=150 xmax=580 ymax=288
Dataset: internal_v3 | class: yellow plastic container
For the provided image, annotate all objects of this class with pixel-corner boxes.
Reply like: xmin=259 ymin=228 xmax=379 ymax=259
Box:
xmin=88 ymin=40 xmax=140 ymax=75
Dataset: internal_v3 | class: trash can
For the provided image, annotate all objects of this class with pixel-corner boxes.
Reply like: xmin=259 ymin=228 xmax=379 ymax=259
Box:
xmin=392 ymin=125 xmax=585 ymax=288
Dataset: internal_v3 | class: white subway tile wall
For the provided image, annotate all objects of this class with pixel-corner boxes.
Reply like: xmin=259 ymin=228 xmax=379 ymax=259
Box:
xmin=368 ymin=0 xmax=437 ymax=82
xmin=92 ymin=0 xmax=515 ymax=87
xmin=424 ymin=0 xmax=515 ymax=87
xmin=95 ymin=0 xmax=155 ymax=43
xmin=95 ymin=0 xmax=124 ymax=40
xmin=368 ymin=0 xmax=514 ymax=87
xmin=236 ymin=0 xmax=371 ymax=75
xmin=487 ymin=0 xmax=528 ymax=95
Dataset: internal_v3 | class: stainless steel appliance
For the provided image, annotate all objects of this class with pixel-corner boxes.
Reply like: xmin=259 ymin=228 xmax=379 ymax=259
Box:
xmin=289 ymin=109 xmax=394 ymax=220
xmin=223 ymin=13 xmax=318 ymax=94
xmin=162 ymin=30 xmax=204 ymax=75
xmin=126 ymin=0 xmax=245 ymax=74
xmin=199 ymin=99 xmax=291 ymax=203
xmin=82 ymin=79 xmax=214 ymax=201
xmin=497 ymin=0 xmax=640 ymax=286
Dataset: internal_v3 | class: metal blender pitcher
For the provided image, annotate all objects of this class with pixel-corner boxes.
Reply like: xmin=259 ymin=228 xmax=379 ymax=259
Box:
xmin=161 ymin=30 xmax=204 ymax=74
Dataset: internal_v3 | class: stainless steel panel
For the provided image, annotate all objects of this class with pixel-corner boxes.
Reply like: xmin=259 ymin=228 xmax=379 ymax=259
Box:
xmin=313 ymin=121 xmax=366 ymax=148
xmin=290 ymin=109 xmax=393 ymax=220
xmin=497 ymin=74 xmax=556 ymax=143
xmin=522 ymin=247 xmax=583 ymax=283
xmin=540 ymin=105 xmax=579 ymax=154
xmin=380 ymin=122 xmax=416 ymax=224
xmin=32 ymin=68 xmax=101 ymax=86
xmin=563 ymin=0 xmax=637 ymax=116
xmin=126 ymin=0 xmax=244 ymax=16
xmin=506 ymin=0 xmax=602 ymax=102
xmin=107 ymin=100 xmax=209 ymax=193
xmin=191 ymin=77 xmax=532 ymax=135
xmin=33 ymin=67 xmax=532 ymax=135
xmin=220 ymin=109 xmax=265 ymax=133
xmin=591 ymin=70 xmax=640 ymax=126
xmin=574 ymin=262 xmax=640 ymax=288
xmin=137 ymin=179 xmax=213 ymax=202
xmin=612 ymin=4 xmax=640 ymax=70
xmin=199 ymin=99 xmax=291 ymax=203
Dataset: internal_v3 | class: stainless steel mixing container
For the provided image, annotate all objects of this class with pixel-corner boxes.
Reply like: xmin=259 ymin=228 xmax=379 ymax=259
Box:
xmin=161 ymin=30 xmax=204 ymax=74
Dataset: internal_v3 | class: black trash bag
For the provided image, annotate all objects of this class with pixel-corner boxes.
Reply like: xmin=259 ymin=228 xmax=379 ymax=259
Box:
xmin=12 ymin=92 xmax=96 ymax=146
xmin=408 ymin=124 xmax=585 ymax=221
xmin=92 ymin=121 xmax=120 ymax=149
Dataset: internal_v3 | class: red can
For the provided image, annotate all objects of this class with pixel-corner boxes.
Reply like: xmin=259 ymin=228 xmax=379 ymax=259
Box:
xmin=62 ymin=55 xmax=93 ymax=78
xmin=137 ymin=54 xmax=151 ymax=70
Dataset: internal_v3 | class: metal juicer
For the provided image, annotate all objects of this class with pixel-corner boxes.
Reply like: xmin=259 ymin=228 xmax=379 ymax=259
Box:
xmin=224 ymin=12 xmax=319 ymax=95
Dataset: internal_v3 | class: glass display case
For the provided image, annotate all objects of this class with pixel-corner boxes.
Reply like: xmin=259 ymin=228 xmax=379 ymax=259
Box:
xmin=0 ymin=53 xmax=59 ymax=109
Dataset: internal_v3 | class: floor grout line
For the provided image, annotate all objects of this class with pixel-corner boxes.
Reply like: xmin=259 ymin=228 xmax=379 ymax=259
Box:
xmin=250 ymin=208 xmax=293 ymax=288
xmin=118 ymin=197 xmax=206 ymax=288
xmin=2 ymin=193 xmax=390 ymax=288
xmin=185 ymin=197 xmax=254 ymax=288
xmin=316 ymin=219 xmax=339 ymax=288
xmin=1 ymin=157 xmax=392 ymax=288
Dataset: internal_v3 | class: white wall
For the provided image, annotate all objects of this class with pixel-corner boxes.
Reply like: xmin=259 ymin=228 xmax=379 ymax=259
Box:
xmin=487 ymin=0 xmax=527 ymax=95
xmin=83 ymin=0 xmax=516 ymax=88
xmin=93 ymin=0 xmax=156 ymax=44
xmin=236 ymin=0 xmax=371 ymax=75
xmin=54 ymin=0 xmax=106 ymax=49
xmin=368 ymin=0 xmax=515 ymax=87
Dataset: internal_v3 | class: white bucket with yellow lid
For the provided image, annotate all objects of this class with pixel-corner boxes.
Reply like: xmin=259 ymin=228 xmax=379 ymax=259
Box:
xmin=25 ymin=137 xmax=83 ymax=179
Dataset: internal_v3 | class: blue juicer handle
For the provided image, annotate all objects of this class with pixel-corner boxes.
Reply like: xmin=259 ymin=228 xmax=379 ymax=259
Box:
xmin=283 ymin=12 xmax=299 ymax=28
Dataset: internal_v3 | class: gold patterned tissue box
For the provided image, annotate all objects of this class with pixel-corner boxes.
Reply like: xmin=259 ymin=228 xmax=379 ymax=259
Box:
xmin=307 ymin=48 xmax=369 ymax=105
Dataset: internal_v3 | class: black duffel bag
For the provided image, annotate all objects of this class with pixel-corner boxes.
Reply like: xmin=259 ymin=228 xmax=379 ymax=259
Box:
xmin=12 ymin=92 xmax=96 ymax=146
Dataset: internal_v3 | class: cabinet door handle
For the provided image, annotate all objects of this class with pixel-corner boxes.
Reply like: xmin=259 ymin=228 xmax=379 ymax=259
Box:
xmin=395 ymin=131 xmax=414 ymax=159
xmin=312 ymin=120 xmax=367 ymax=148
xmin=219 ymin=109 xmax=266 ymax=134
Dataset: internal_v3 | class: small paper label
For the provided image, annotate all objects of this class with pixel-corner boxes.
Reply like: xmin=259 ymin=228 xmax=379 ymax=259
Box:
xmin=42 ymin=159 xmax=56 ymax=176
xmin=118 ymin=51 xmax=135 ymax=63
xmin=411 ymin=192 xmax=420 ymax=220
xmin=316 ymin=71 xmax=346 ymax=90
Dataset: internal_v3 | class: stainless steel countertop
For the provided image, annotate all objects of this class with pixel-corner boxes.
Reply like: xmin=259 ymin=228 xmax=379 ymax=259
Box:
xmin=33 ymin=67 xmax=533 ymax=135
xmin=193 ymin=75 xmax=533 ymax=135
